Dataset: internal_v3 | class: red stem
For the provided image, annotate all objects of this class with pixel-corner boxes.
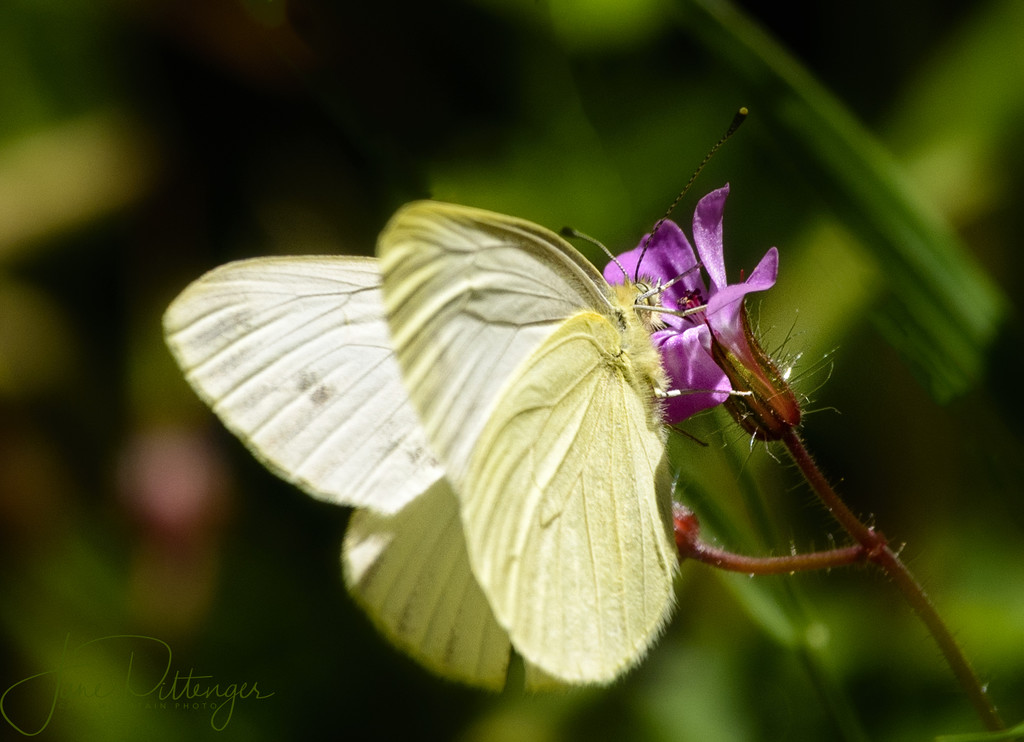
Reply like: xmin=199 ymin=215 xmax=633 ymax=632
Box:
xmin=781 ymin=428 xmax=1004 ymax=732
xmin=684 ymin=541 xmax=866 ymax=575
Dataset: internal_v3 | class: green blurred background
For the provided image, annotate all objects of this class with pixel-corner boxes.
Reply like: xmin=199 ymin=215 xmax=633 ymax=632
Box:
xmin=1 ymin=0 xmax=1022 ymax=740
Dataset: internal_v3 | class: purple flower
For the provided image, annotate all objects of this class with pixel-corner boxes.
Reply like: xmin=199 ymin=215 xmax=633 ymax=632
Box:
xmin=604 ymin=184 xmax=782 ymax=426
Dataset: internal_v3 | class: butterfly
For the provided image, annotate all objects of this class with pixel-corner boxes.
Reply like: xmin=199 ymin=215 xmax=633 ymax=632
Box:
xmin=164 ymin=201 xmax=677 ymax=688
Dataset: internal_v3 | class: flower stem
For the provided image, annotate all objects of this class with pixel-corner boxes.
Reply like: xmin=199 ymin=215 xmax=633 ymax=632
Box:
xmin=780 ymin=428 xmax=1004 ymax=732
xmin=684 ymin=540 xmax=866 ymax=574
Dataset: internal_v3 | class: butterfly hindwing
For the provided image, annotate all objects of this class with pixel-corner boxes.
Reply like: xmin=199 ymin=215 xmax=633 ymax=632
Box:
xmin=342 ymin=479 xmax=512 ymax=689
xmin=462 ymin=311 xmax=677 ymax=682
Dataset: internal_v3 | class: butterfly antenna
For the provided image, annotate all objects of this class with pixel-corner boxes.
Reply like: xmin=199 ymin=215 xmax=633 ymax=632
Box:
xmin=560 ymin=226 xmax=629 ymax=278
xmin=636 ymin=107 xmax=748 ymax=281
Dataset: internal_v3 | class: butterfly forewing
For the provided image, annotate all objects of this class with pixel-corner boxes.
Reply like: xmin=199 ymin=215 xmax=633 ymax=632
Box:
xmin=163 ymin=256 xmax=442 ymax=514
xmin=379 ymin=201 xmax=615 ymax=488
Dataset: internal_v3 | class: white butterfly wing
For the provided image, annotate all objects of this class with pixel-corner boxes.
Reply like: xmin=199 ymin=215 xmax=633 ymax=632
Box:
xmin=463 ymin=312 xmax=677 ymax=682
xmin=379 ymin=201 xmax=614 ymax=487
xmin=164 ymin=256 xmax=442 ymax=514
xmin=342 ymin=479 xmax=511 ymax=688
xmin=379 ymin=202 xmax=676 ymax=683
xmin=343 ymin=478 xmax=564 ymax=691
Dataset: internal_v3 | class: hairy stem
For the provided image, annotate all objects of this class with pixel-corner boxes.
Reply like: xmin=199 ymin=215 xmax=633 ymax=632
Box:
xmin=684 ymin=540 xmax=866 ymax=574
xmin=781 ymin=428 xmax=1004 ymax=732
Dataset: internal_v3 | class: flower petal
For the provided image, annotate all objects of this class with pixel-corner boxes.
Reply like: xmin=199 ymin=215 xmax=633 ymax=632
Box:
xmin=692 ymin=184 xmax=730 ymax=292
xmin=654 ymin=326 xmax=731 ymax=423
xmin=604 ymin=220 xmax=707 ymax=330
xmin=704 ymin=248 xmax=777 ymax=365
xmin=706 ymin=247 xmax=778 ymax=328
xmin=745 ymin=246 xmax=779 ymax=291
xmin=603 ymin=220 xmax=699 ymax=288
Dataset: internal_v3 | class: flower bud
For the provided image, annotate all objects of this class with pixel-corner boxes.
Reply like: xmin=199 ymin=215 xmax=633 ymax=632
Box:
xmin=710 ymin=306 xmax=801 ymax=440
